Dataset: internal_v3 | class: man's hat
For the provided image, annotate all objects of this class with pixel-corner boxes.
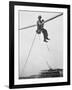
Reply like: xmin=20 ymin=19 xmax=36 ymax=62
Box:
xmin=38 ymin=15 xmax=42 ymax=19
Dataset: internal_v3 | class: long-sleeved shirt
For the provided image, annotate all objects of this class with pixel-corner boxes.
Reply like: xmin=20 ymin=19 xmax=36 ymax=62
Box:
xmin=37 ymin=20 xmax=42 ymax=30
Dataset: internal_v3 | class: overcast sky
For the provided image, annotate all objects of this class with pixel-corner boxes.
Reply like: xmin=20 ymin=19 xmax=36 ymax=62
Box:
xmin=18 ymin=10 xmax=63 ymax=77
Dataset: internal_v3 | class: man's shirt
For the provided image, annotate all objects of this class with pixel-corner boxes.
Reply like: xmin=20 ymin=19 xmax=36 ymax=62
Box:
xmin=37 ymin=20 xmax=42 ymax=30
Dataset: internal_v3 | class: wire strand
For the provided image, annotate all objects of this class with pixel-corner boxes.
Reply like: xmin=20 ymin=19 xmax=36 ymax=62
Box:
xmin=23 ymin=33 xmax=37 ymax=70
xmin=45 ymin=43 xmax=52 ymax=69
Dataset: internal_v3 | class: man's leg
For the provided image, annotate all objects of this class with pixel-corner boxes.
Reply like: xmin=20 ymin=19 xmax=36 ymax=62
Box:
xmin=42 ymin=29 xmax=50 ymax=42
xmin=44 ymin=29 xmax=50 ymax=40
xmin=43 ymin=29 xmax=50 ymax=39
xmin=42 ymin=29 xmax=48 ymax=42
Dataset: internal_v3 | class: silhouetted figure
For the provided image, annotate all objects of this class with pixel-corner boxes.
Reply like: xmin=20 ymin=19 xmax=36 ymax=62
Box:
xmin=36 ymin=16 xmax=50 ymax=42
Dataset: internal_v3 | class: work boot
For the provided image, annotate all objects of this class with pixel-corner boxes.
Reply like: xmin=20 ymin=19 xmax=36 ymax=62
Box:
xmin=46 ymin=37 xmax=50 ymax=40
xmin=44 ymin=39 xmax=48 ymax=42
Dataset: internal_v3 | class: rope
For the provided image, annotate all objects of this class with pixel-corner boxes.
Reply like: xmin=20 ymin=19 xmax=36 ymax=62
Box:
xmin=38 ymin=34 xmax=52 ymax=69
xmin=46 ymin=61 xmax=52 ymax=69
xmin=19 ymin=13 xmax=63 ymax=30
xmin=38 ymin=34 xmax=41 ymax=41
xmin=24 ymin=33 xmax=37 ymax=70
xmin=45 ymin=42 xmax=52 ymax=69
xmin=46 ymin=42 xmax=49 ymax=51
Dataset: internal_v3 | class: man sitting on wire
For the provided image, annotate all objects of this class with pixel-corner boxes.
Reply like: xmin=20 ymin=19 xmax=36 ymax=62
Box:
xmin=36 ymin=15 xmax=50 ymax=42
